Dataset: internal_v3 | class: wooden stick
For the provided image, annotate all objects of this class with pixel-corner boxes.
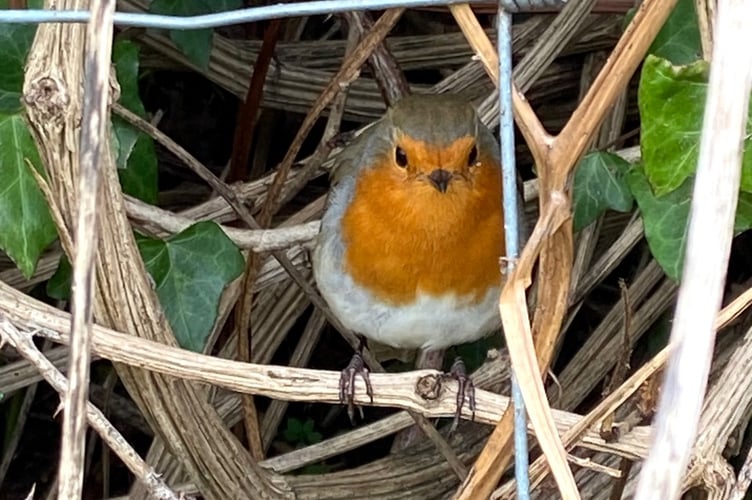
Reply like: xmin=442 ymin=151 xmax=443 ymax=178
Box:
xmin=59 ymin=1 xmax=115 ymax=497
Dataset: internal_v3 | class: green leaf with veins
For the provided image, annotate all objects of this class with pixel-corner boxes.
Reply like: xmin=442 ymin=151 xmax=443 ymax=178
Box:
xmin=47 ymin=255 xmax=72 ymax=300
xmin=112 ymin=40 xmax=158 ymax=203
xmin=137 ymin=222 xmax=244 ymax=352
xmin=0 ymin=114 xmax=56 ymax=278
xmin=0 ymin=23 xmax=35 ymax=113
xmin=573 ymin=152 xmax=634 ymax=231
xmin=627 ymin=165 xmax=691 ymax=281
xmin=639 ymin=55 xmax=752 ymax=196
xmin=628 ymin=166 xmax=752 ymax=281
xmin=648 ymin=0 xmax=702 ymax=65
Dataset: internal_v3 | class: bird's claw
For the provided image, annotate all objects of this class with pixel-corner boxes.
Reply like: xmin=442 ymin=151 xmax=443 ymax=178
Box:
xmin=442 ymin=357 xmax=476 ymax=433
xmin=339 ymin=352 xmax=374 ymax=424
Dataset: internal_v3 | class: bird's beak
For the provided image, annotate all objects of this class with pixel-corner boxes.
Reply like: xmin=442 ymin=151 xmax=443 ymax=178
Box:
xmin=428 ymin=169 xmax=453 ymax=193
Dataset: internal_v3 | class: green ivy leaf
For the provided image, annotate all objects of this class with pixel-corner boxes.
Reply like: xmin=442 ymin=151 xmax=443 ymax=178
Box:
xmin=629 ymin=166 xmax=752 ymax=281
xmin=283 ymin=418 xmax=303 ymax=443
xmin=47 ymin=255 xmax=72 ymax=300
xmin=283 ymin=418 xmax=322 ymax=446
xmin=150 ymin=0 xmax=242 ymax=70
xmin=639 ymin=56 xmax=708 ymax=195
xmin=0 ymin=0 xmax=44 ymax=114
xmin=573 ymin=152 xmax=634 ymax=231
xmin=0 ymin=23 xmax=35 ymax=113
xmin=114 ymin=120 xmax=158 ymax=203
xmin=113 ymin=41 xmax=147 ymax=117
xmin=0 ymin=114 xmax=56 ymax=278
xmin=627 ymin=165 xmax=690 ymax=281
xmin=137 ymin=221 xmax=244 ymax=352
xmin=112 ymin=118 xmax=138 ymax=170
xmin=112 ymin=40 xmax=158 ymax=203
xmin=648 ymin=0 xmax=702 ymax=65
xmin=639 ymin=56 xmax=752 ymax=195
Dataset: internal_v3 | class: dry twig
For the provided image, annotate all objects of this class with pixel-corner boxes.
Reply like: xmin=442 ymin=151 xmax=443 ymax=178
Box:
xmin=492 ymin=282 xmax=752 ymax=498
xmin=0 ymin=318 xmax=178 ymax=500
xmin=59 ymin=1 xmax=115 ymax=496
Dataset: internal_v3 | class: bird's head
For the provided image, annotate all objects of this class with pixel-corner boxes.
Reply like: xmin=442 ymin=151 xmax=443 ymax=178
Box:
xmin=380 ymin=94 xmax=496 ymax=196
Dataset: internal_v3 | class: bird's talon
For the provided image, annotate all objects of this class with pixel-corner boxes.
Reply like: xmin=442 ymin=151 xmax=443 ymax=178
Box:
xmin=339 ymin=352 xmax=372 ymax=424
xmin=446 ymin=357 xmax=476 ymax=432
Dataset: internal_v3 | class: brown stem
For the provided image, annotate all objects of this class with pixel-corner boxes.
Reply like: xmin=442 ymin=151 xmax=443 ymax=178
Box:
xmin=227 ymin=19 xmax=282 ymax=183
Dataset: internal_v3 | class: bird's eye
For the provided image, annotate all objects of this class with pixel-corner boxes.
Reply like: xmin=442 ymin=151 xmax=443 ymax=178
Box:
xmin=468 ymin=145 xmax=478 ymax=166
xmin=395 ymin=146 xmax=408 ymax=168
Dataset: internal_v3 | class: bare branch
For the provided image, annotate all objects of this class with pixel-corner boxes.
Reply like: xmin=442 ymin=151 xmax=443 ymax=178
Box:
xmin=0 ymin=318 xmax=179 ymax=500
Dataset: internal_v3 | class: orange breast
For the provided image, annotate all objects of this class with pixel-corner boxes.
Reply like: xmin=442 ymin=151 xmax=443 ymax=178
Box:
xmin=340 ymin=153 xmax=504 ymax=306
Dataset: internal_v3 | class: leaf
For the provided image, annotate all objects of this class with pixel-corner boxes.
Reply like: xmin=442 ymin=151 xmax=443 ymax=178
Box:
xmin=137 ymin=221 xmax=244 ymax=352
xmin=47 ymin=255 xmax=72 ymax=301
xmin=639 ymin=55 xmax=752 ymax=195
xmin=639 ymin=56 xmax=708 ymax=195
xmin=283 ymin=418 xmax=303 ymax=442
xmin=149 ymin=0 xmax=242 ymax=70
xmin=627 ymin=165 xmax=691 ymax=281
xmin=283 ymin=418 xmax=322 ymax=446
xmin=112 ymin=117 xmax=138 ymax=170
xmin=629 ymin=166 xmax=752 ymax=280
xmin=302 ymin=419 xmax=314 ymax=435
xmin=573 ymin=152 xmax=634 ymax=231
xmin=114 ymin=119 xmax=158 ymax=203
xmin=113 ymin=40 xmax=147 ymax=117
xmin=0 ymin=114 xmax=56 ymax=278
xmin=648 ymin=0 xmax=702 ymax=65
xmin=0 ymin=23 xmax=35 ymax=113
xmin=112 ymin=40 xmax=158 ymax=203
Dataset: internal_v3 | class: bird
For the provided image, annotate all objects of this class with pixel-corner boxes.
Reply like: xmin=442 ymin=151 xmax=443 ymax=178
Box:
xmin=313 ymin=94 xmax=504 ymax=423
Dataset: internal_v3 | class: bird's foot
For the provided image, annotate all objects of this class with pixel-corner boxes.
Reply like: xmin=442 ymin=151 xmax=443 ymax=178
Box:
xmin=441 ymin=357 xmax=476 ymax=433
xmin=339 ymin=352 xmax=374 ymax=424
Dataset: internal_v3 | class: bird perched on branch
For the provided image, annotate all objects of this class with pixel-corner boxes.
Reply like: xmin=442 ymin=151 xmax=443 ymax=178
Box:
xmin=313 ymin=94 xmax=504 ymax=422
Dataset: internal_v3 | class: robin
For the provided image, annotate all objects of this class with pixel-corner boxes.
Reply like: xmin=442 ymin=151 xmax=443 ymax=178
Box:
xmin=313 ymin=94 xmax=504 ymax=423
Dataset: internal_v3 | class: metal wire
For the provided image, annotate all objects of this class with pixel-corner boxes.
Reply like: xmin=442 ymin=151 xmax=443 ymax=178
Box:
xmin=0 ymin=0 xmax=564 ymax=28
xmin=497 ymin=7 xmax=530 ymax=500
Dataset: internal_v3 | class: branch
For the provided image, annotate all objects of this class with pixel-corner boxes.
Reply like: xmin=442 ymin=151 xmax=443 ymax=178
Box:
xmin=0 ymin=318 xmax=178 ymax=500
xmin=0 ymin=279 xmax=650 ymax=463
xmin=60 ymin=1 xmax=115 ymax=496
xmin=124 ymin=197 xmax=319 ymax=252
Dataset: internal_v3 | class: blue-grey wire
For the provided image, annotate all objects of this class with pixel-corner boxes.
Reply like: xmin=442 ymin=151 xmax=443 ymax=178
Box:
xmin=1 ymin=0 xmax=563 ymax=28
xmin=497 ymin=7 xmax=531 ymax=500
